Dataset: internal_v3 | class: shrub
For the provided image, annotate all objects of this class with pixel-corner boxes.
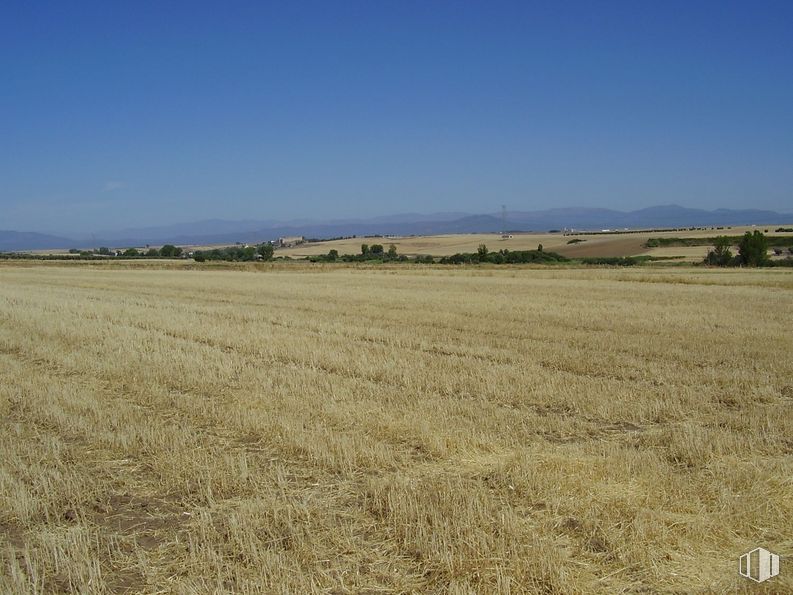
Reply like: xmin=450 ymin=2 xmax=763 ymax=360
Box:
xmin=257 ymin=243 xmax=274 ymax=261
xmin=704 ymin=236 xmax=733 ymax=266
xmin=768 ymin=258 xmax=793 ymax=267
xmin=160 ymin=244 xmax=180 ymax=257
xmin=737 ymin=231 xmax=769 ymax=267
xmin=579 ymin=257 xmax=638 ymax=266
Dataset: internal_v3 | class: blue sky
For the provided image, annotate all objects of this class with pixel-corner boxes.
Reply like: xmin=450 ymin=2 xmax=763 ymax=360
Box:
xmin=2 ymin=1 xmax=792 ymax=234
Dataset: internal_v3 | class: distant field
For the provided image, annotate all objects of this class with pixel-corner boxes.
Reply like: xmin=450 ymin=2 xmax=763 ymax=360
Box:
xmin=1 ymin=263 xmax=791 ymax=592
xmin=20 ymin=224 xmax=793 ymax=264
xmin=276 ymin=224 xmax=793 ymax=261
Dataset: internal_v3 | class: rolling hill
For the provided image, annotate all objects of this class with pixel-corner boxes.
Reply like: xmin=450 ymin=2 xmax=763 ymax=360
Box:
xmin=2 ymin=205 xmax=791 ymax=251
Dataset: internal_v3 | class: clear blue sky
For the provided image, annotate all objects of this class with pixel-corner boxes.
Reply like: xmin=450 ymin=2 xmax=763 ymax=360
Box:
xmin=2 ymin=1 xmax=792 ymax=234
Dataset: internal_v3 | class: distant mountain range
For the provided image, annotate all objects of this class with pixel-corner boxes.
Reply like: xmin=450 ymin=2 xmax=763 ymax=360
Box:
xmin=2 ymin=205 xmax=791 ymax=251
xmin=0 ymin=230 xmax=76 ymax=252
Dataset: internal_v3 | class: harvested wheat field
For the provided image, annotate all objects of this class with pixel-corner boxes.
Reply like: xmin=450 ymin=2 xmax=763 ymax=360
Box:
xmin=1 ymin=263 xmax=792 ymax=593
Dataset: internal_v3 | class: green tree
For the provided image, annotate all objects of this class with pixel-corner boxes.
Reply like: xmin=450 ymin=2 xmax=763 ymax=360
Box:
xmin=704 ymin=236 xmax=733 ymax=266
xmin=737 ymin=230 xmax=769 ymax=267
xmin=477 ymin=244 xmax=488 ymax=258
xmin=193 ymin=252 xmax=206 ymax=262
xmin=327 ymin=249 xmax=339 ymax=261
xmin=387 ymin=244 xmax=398 ymax=258
xmin=370 ymin=244 xmax=384 ymax=255
xmin=257 ymin=243 xmax=274 ymax=261
xmin=160 ymin=244 xmax=178 ymax=257
xmin=146 ymin=248 xmax=159 ymax=257
xmin=122 ymin=248 xmax=139 ymax=257
xmin=537 ymin=243 xmax=543 ymax=252
xmin=361 ymin=244 xmax=370 ymax=256
xmin=97 ymin=247 xmax=111 ymax=255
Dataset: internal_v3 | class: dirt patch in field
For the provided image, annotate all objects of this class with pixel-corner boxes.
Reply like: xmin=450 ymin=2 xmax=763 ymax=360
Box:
xmin=0 ymin=521 xmax=26 ymax=549
xmin=104 ymin=567 xmax=147 ymax=595
xmin=89 ymin=494 xmax=189 ymax=550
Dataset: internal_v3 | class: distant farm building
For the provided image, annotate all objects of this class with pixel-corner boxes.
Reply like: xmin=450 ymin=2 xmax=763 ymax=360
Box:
xmin=277 ymin=236 xmax=304 ymax=248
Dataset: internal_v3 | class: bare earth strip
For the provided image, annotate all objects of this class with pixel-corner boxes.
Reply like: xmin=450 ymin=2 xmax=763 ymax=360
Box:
xmin=1 ymin=264 xmax=792 ymax=593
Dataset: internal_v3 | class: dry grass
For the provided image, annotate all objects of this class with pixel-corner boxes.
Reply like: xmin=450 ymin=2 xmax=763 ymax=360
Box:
xmin=1 ymin=263 xmax=792 ymax=593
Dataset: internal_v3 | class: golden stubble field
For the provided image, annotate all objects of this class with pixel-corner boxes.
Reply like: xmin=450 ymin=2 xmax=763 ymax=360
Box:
xmin=1 ymin=263 xmax=792 ymax=593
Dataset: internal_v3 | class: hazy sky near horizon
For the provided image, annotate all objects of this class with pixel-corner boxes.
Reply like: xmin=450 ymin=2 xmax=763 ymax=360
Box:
xmin=2 ymin=1 xmax=792 ymax=234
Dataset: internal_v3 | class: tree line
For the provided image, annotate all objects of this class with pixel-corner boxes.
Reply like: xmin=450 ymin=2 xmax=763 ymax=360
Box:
xmin=67 ymin=244 xmax=186 ymax=258
xmin=307 ymin=243 xmax=417 ymax=263
xmin=705 ymin=231 xmax=793 ymax=267
xmin=439 ymin=244 xmax=569 ymax=264
xmin=193 ymin=244 xmax=274 ymax=262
